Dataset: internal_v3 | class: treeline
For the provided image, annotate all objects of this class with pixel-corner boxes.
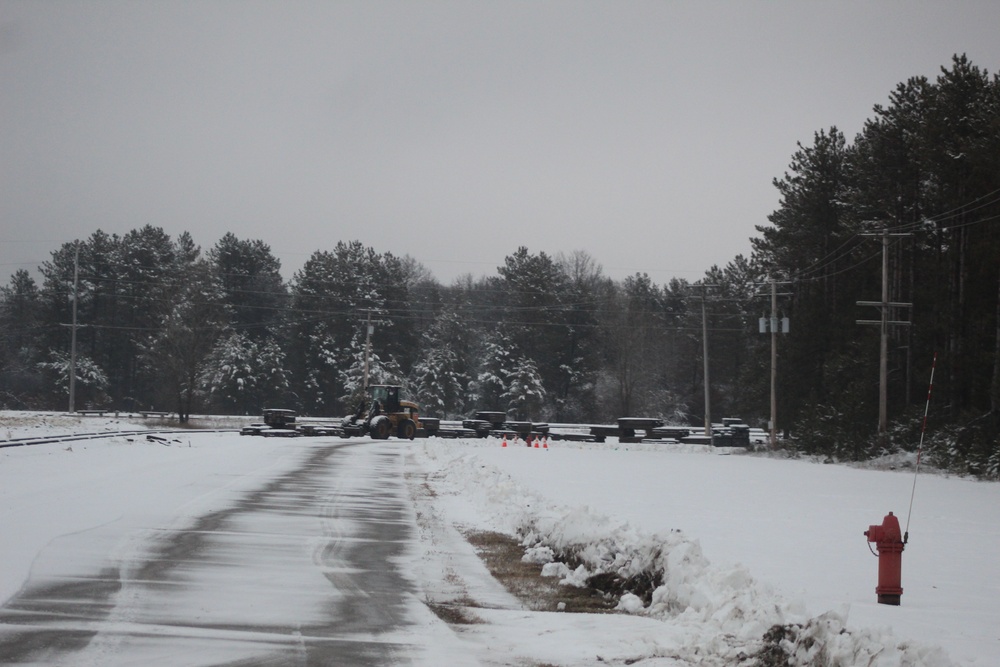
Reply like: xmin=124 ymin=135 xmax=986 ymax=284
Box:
xmin=753 ymin=55 xmax=1000 ymax=476
xmin=1 ymin=55 xmax=998 ymax=476
xmin=0 ymin=233 xmax=738 ymax=426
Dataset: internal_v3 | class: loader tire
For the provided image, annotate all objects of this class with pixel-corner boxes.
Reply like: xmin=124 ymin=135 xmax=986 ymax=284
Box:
xmin=398 ymin=419 xmax=416 ymax=440
xmin=371 ymin=416 xmax=391 ymax=440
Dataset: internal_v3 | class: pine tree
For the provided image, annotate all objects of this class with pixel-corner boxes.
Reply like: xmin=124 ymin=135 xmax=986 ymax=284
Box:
xmin=601 ymin=274 xmax=658 ymax=417
xmin=553 ymin=250 xmax=606 ymax=420
xmin=0 ymin=270 xmax=42 ymax=406
xmin=208 ymin=233 xmax=288 ymax=339
xmin=496 ymin=247 xmax=570 ymax=416
xmin=200 ymin=331 xmax=291 ymax=414
xmin=752 ymin=127 xmax=864 ymax=430
xmin=289 ymin=241 xmax=413 ymax=415
xmin=474 ymin=329 xmax=516 ymax=413
xmin=921 ymin=55 xmax=1000 ymax=417
xmin=37 ymin=350 xmax=109 ymax=408
xmin=504 ymin=355 xmax=546 ymax=422
xmin=140 ymin=254 xmax=227 ymax=422
xmin=411 ymin=310 xmax=471 ymax=418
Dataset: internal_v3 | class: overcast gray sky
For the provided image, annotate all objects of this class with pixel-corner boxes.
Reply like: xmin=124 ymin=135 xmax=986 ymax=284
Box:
xmin=3 ymin=1 xmax=999 ymax=285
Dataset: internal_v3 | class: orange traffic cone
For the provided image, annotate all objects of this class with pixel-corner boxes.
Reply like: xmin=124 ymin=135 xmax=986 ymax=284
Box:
xmin=502 ymin=435 xmax=508 ymax=448
xmin=533 ymin=437 xmax=540 ymax=449
xmin=543 ymin=436 xmax=549 ymax=449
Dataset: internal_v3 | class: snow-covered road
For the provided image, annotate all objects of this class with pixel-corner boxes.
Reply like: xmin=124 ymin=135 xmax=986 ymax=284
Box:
xmin=0 ymin=433 xmax=464 ymax=665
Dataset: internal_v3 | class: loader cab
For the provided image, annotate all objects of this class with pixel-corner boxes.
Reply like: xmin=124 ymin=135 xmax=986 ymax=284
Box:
xmin=369 ymin=385 xmax=400 ymax=413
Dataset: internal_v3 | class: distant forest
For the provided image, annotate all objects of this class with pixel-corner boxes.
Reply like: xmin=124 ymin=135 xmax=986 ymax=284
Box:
xmin=2 ymin=55 xmax=998 ymax=476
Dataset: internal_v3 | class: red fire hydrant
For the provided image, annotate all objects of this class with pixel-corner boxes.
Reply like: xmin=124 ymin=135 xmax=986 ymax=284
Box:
xmin=864 ymin=511 xmax=906 ymax=605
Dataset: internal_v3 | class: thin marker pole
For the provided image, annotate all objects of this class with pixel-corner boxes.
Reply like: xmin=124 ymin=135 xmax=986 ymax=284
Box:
xmin=904 ymin=352 xmax=937 ymax=543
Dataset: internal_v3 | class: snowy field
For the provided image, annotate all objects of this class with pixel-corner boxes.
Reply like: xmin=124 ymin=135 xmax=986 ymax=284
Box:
xmin=418 ymin=439 xmax=999 ymax=665
xmin=1 ymin=412 xmax=997 ymax=665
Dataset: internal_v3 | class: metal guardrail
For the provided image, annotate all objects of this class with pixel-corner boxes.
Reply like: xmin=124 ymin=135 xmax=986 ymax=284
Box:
xmin=0 ymin=429 xmax=238 ymax=449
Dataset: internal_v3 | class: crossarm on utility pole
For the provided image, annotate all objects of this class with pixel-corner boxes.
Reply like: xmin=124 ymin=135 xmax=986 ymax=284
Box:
xmin=856 ymin=230 xmax=912 ymax=436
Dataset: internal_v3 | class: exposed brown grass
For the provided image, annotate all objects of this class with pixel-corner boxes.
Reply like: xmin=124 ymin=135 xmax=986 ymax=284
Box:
xmin=464 ymin=530 xmax=617 ymax=614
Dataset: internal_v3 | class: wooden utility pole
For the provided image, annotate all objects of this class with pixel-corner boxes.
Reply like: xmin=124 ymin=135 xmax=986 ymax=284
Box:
xmin=769 ymin=279 xmax=778 ymax=448
xmin=362 ymin=310 xmax=373 ymax=393
xmin=701 ymin=293 xmax=711 ymax=436
xmin=68 ymin=245 xmax=79 ymax=414
xmin=758 ymin=278 xmax=790 ymax=449
xmin=857 ymin=229 xmax=912 ymax=436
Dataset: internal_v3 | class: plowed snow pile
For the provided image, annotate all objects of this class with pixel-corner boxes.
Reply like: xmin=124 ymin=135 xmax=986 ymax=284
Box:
xmin=413 ymin=437 xmax=996 ymax=665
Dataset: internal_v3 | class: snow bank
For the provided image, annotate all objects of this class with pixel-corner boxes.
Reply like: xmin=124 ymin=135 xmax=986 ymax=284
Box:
xmin=414 ymin=439 xmax=955 ymax=666
xmin=758 ymin=612 xmax=952 ymax=667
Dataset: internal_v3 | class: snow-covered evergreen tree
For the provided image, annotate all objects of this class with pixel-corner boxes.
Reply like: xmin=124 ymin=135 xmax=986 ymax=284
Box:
xmin=496 ymin=247 xmax=569 ymax=416
xmin=288 ymin=241 xmax=413 ymax=415
xmin=412 ymin=346 xmax=461 ymax=418
xmin=473 ymin=328 xmax=516 ymax=413
xmin=37 ymin=350 xmax=109 ymax=408
xmin=410 ymin=310 xmax=472 ymax=418
xmin=200 ymin=332 xmax=290 ymax=414
xmin=504 ymin=355 xmax=546 ymax=421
